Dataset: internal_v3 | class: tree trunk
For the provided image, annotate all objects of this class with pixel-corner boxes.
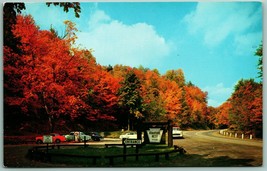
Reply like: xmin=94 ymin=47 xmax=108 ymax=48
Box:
xmin=128 ymin=116 xmax=130 ymax=131
xmin=42 ymin=92 xmax=54 ymax=132
xmin=45 ymin=104 xmax=54 ymax=132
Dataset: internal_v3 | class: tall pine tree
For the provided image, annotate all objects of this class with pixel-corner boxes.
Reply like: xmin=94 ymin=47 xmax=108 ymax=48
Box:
xmin=118 ymin=70 xmax=143 ymax=130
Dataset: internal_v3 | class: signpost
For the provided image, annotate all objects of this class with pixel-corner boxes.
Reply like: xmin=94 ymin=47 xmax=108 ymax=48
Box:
xmin=43 ymin=135 xmax=53 ymax=144
xmin=124 ymin=139 xmax=142 ymax=145
xmin=43 ymin=135 xmax=53 ymax=153
xmin=146 ymin=128 xmax=163 ymax=143
xmin=122 ymin=139 xmax=142 ymax=161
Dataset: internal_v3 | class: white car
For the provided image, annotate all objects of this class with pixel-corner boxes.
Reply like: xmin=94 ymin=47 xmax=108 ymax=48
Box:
xmin=119 ymin=132 xmax=137 ymax=139
xmin=172 ymin=127 xmax=183 ymax=138
xmin=65 ymin=131 xmax=91 ymax=142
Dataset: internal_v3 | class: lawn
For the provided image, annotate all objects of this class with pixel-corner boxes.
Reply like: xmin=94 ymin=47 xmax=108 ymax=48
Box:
xmin=5 ymin=143 xmax=253 ymax=167
xmin=47 ymin=144 xmax=179 ymax=167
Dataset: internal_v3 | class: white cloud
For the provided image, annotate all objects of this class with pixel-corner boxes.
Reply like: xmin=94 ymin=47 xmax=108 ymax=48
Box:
xmin=76 ymin=10 xmax=171 ymax=67
xmin=207 ymin=99 xmax=222 ymax=108
xmin=87 ymin=10 xmax=111 ymax=30
xmin=203 ymin=83 xmax=233 ymax=107
xmin=183 ymin=2 xmax=262 ymax=47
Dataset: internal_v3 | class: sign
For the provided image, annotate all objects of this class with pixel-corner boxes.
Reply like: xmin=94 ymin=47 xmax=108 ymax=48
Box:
xmin=124 ymin=139 xmax=142 ymax=145
xmin=43 ymin=135 xmax=53 ymax=144
xmin=146 ymin=128 xmax=163 ymax=143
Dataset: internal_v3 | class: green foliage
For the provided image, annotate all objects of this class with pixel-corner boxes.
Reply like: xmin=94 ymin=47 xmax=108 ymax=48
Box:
xmin=118 ymin=70 xmax=143 ymax=130
xmin=254 ymin=43 xmax=262 ymax=82
xmin=118 ymin=70 xmax=143 ymax=113
xmin=46 ymin=2 xmax=81 ymax=18
xmin=164 ymin=69 xmax=185 ymax=87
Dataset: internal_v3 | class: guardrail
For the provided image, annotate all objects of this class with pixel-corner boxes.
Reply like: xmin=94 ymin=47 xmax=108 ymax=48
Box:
xmin=219 ymin=130 xmax=253 ymax=140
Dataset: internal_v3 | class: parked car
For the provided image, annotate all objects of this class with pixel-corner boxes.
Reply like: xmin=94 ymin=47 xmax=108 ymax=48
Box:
xmin=65 ymin=131 xmax=91 ymax=142
xmin=89 ymin=132 xmax=103 ymax=141
xmin=172 ymin=127 xmax=183 ymax=138
xmin=119 ymin=132 xmax=137 ymax=139
xmin=36 ymin=133 xmax=66 ymax=144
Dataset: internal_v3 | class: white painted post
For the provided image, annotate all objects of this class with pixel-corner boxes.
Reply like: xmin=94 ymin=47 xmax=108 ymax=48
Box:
xmin=241 ymin=134 xmax=244 ymax=139
xmin=235 ymin=133 xmax=237 ymax=138
xmin=230 ymin=133 xmax=232 ymax=137
xmin=250 ymin=134 xmax=252 ymax=139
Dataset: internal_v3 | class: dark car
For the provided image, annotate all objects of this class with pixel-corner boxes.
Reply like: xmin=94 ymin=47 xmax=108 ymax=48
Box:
xmin=89 ymin=132 xmax=103 ymax=141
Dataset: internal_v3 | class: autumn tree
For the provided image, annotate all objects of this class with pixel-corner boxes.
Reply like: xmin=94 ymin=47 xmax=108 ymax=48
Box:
xmin=163 ymin=81 xmax=183 ymax=123
xmin=215 ymin=101 xmax=231 ymax=128
xmin=4 ymin=2 xmax=82 ymax=133
xmin=206 ymin=106 xmax=217 ymax=129
xmin=184 ymin=84 xmax=208 ymax=128
xmin=164 ymin=69 xmax=185 ymax=87
xmin=229 ymin=79 xmax=262 ymax=136
xmin=85 ymin=69 xmax=121 ymax=126
xmin=141 ymin=70 xmax=166 ymax=121
xmin=4 ymin=15 xmax=115 ymax=133
xmin=3 ymin=2 xmax=81 ymax=52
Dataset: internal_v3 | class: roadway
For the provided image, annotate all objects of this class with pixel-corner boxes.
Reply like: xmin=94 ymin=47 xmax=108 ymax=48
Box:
xmin=173 ymin=130 xmax=263 ymax=166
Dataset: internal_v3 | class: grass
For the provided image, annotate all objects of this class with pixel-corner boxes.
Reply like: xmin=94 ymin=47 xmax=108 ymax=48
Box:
xmin=4 ymin=144 xmax=255 ymax=167
xmin=47 ymin=144 xmax=176 ymax=167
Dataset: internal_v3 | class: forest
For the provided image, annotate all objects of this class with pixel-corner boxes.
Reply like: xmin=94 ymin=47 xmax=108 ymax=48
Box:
xmin=3 ymin=3 xmax=263 ymax=138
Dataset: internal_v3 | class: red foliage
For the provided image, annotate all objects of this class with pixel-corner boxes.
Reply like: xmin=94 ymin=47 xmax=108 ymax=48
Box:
xmin=4 ymin=15 xmax=117 ymax=132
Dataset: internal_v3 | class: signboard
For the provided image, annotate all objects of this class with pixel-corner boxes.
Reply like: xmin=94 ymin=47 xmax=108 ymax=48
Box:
xmin=146 ymin=128 xmax=163 ymax=143
xmin=43 ymin=135 xmax=53 ymax=144
xmin=124 ymin=139 xmax=142 ymax=145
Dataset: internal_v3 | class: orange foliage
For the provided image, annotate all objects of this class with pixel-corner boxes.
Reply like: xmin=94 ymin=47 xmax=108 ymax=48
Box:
xmin=162 ymin=80 xmax=182 ymax=120
xmin=215 ymin=102 xmax=231 ymax=126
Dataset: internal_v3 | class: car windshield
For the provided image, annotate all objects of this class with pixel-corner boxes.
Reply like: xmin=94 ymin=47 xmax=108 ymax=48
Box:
xmin=173 ymin=127 xmax=181 ymax=131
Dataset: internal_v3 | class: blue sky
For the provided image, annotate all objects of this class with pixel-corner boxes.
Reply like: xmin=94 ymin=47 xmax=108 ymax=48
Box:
xmin=23 ymin=2 xmax=262 ymax=107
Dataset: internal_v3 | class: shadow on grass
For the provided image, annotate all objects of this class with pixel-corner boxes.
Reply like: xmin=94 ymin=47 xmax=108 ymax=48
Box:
xmin=27 ymin=153 xmax=256 ymax=167
xmin=167 ymin=154 xmax=256 ymax=167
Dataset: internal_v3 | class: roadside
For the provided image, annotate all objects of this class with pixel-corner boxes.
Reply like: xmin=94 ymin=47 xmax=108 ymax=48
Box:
xmin=173 ymin=130 xmax=263 ymax=166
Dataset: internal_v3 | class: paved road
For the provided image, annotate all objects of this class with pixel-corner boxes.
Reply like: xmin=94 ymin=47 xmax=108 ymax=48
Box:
xmin=173 ymin=130 xmax=263 ymax=166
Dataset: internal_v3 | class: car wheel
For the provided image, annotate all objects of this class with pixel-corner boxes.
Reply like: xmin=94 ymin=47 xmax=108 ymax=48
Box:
xmin=94 ymin=137 xmax=100 ymax=141
xmin=55 ymin=139 xmax=61 ymax=144
xmin=36 ymin=140 xmax=43 ymax=144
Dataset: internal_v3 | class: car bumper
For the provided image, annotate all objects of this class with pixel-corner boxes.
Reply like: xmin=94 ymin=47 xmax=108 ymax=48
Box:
xmin=172 ymin=134 xmax=183 ymax=138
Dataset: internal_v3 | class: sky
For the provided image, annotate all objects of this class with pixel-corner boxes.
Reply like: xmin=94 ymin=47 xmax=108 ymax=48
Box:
xmin=22 ymin=1 xmax=263 ymax=107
